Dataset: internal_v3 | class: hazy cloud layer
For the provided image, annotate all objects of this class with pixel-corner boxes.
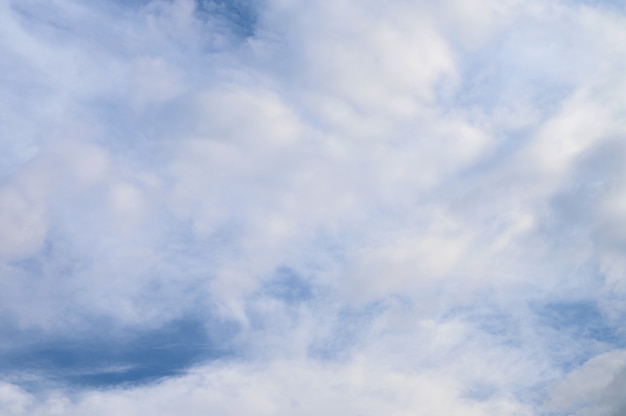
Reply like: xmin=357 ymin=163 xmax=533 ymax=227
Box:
xmin=2 ymin=0 xmax=626 ymax=414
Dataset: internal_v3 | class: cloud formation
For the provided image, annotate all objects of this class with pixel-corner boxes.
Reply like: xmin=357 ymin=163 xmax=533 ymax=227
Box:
xmin=2 ymin=0 xmax=626 ymax=414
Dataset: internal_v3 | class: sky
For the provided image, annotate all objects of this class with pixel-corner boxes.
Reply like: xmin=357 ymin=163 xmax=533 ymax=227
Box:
xmin=2 ymin=0 xmax=626 ymax=414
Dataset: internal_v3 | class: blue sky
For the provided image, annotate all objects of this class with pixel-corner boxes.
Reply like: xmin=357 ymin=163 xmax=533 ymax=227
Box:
xmin=2 ymin=0 xmax=626 ymax=414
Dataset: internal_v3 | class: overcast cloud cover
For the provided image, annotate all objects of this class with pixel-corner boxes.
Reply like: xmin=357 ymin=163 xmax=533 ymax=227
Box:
xmin=2 ymin=0 xmax=626 ymax=414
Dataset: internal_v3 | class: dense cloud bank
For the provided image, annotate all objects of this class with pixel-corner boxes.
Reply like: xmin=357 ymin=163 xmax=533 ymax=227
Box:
xmin=2 ymin=0 xmax=626 ymax=414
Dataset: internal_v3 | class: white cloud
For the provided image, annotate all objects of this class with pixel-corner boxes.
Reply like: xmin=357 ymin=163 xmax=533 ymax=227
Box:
xmin=546 ymin=349 xmax=626 ymax=415
xmin=2 ymin=0 xmax=626 ymax=413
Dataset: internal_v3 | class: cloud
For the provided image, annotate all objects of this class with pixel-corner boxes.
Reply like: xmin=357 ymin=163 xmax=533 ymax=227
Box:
xmin=1 ymin=327 xmax=540 ymax=416
xmin=546 ymin=349 xmax=626 ymax=415
xmin=2 ymin=0 xmax=626 ymax=414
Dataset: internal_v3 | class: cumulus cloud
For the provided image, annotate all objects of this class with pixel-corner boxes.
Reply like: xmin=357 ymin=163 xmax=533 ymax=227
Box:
xmin=2 ymin=0 xmax=626 ymax=414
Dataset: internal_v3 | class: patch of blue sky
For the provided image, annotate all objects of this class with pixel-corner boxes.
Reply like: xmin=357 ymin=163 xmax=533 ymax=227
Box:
xmin=195 ymin=0 xmax=259 ymax=38
xmin=0 ymin=317 xmax=234 ymax=390
xmin=537 ymin=301 xmax=620 ymax=342
xmin=532 ymin=300 xmax=625 ymax=370
xmin=261 ymin=267 xmax=313 ymax=305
